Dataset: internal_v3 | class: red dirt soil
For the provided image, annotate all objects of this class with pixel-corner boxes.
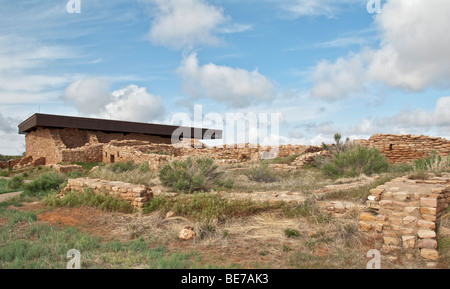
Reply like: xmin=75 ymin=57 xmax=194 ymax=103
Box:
xmin=37 ymin=207 xmax=115 ymax=240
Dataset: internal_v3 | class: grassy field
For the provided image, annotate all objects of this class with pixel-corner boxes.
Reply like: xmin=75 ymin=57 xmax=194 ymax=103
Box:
xmin=1 ymin=151 xmax=450 ymax=269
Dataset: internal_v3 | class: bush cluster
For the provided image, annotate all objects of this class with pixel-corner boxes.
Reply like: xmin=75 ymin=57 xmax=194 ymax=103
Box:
xmin=159 ymin=157 xmax=232 ymax=194
xmin=320 ymin=133 xmax=390 ymax=179
xmin=23 ymin=172 xmax=66 ymax=198
xmin=413 ymin=151 xmax=450 ymax=172
xmin=246 ymin=161 xmax=278 ymax=183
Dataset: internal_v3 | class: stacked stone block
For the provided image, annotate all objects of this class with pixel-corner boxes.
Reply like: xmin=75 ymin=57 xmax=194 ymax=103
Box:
xmin=358 ymin=175 xmax=450 ymax=265
xmin=61 ymin=178 xmax=153 ymax=209
xmin=356 ymin=134 xmax=450 ymax=164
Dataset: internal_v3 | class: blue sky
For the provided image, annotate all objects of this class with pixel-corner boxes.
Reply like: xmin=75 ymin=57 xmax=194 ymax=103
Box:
xmin=1 ymin=0 xmax=450 ymax=154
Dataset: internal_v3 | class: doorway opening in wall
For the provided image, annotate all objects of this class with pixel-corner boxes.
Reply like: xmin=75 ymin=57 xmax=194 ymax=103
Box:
xmin=389 ymin=144 xmax=393 ymax=151
xmin=110 ymin=155 xmax=115 ymax=163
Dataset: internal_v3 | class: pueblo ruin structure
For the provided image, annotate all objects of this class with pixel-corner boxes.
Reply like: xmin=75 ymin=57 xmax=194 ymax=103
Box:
xmin=3 ymin=113 xmax=450 ymax=170
xmin=13 ymin=113 xmax=221 ymax=168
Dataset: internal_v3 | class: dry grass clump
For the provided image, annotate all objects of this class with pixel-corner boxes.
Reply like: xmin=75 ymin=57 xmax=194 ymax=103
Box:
xmin=226 ymin=167 xmax=332 ymax=193
xmin=88 ymin=161 xmax=157 ymax=186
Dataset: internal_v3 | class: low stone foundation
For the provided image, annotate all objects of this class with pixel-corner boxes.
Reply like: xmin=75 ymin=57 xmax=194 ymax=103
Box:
xmin=53 ymin=164 xmax=84 ymax=174
xmin=61 ymin=178 xmax=153 ymax=209
xmin=358 ymin=174 xmax=450 ymax=266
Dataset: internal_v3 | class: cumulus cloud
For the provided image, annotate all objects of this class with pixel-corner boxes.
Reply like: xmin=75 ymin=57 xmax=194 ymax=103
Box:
xmin=62 ymin=78 xmax=113 ymax=115
xmin=377 ymin=97 xmax=450 ymax=129
xmin=62 ymin=78 xmax=165 ymax=122
xmin=310 ymin=51 xmax=370 ymax=101
xmin=310 ymin=0 xmax=450 ymax=100
xmin=102 ymin=85 xmax=165 ymax=122
xmin=177 ymin=52 xmax=278 ymax=108
xmin=147 ymin=0 xmax=251 ymax=50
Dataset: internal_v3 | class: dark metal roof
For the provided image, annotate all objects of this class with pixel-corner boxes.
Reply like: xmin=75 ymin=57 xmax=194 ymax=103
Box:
xmin=18 ymin=113 xmax=222 ymax=140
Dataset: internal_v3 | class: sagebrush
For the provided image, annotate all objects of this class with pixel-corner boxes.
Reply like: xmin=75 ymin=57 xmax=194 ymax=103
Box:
xmin=322 ymin=143 xmax=389 ymax=179
xmin=159 ymin=157 xmax=232 ymax=194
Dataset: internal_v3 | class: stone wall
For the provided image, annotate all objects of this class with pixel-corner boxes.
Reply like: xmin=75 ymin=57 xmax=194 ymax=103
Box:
xmin=356 ymin=134 xmax=450 ymax=164
xmin=25 ymin=128 xmax=64 ymax=164
xmin=358 ymin=174 xmax=450 ymax=266
xmin=101 ymin=140 xmax=313 ymax=165
xmin=24 ymin=128 xmax=450 ymax=169
xmin=24 ymin=128 xmax=173 ymax=166
xmin=61 ymin=178 xmax=153 ymax=209
xmin=61 ymin=144 xmax=103 ymax=164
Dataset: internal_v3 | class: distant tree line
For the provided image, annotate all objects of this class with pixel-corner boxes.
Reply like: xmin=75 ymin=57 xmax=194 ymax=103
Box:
xmin=0 ymin=154 xmax=22 ymax=162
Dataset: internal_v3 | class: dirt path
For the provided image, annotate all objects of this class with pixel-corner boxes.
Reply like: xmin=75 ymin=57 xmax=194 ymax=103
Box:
xmin=0 ymin=191 xmax=23 ymax=203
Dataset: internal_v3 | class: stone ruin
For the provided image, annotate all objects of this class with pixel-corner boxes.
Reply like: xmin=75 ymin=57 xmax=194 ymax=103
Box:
xmin=4 ymin=113 xmax=450 ymax=266
xmin=358 ymin=174 xmax=450 ymax=267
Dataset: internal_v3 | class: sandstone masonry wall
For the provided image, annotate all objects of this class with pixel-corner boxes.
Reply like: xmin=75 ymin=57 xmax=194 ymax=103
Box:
xmin=358 ymin=174 xmax=450 ymax=266
xmin=102 ymin=140 xmax=312 ymax=166
xmin=25 ymin=128 xmax=64 ymax=164
xmin=24 ymin=128 xmax=172 ymax=166
xmin=24 ymin=128 xmax=450 ymax=169
xmin=61 ymin=178 xmax=153 ymax=209
xmin=356 ymin=134 xmax=450 ymax=164
xmin=61 ymin=144 xmax=104 ymax=164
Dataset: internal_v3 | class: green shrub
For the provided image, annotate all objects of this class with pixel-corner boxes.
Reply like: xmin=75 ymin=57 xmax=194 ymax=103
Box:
xmin=7 ymin=211 xmax=37 ymax=227
xmin=413 ymin=151 xmax=450 ymax=173
xmin=138 ymin=162 xmax=150 ymax=173
xmin=108 ymin=161 xmax=137 ymax=173
xmin=322 ymin=144 xmax=389 ymax=179
xmin=282 ymin=200 xmax=331 ymax=224
xmin=322 ymin=133 xmax=351 ymax=155
xmin=0 ymin=170 xmax=8 ymax=177
xmin=159 ymin=158 xmax=232 ymax=194
xmin=285 ymin=228 xmax=300 ymax=238
xmin=23 ymin=171 xmax=66 ymax=198
xmin=7 ymin=176 xmax=24 ymax=191
xmin=66 ymin=170 xmax=83 ymax=179
xmin=246 ymin=161 xmax=278 ymax=183
xmin=73 ymin=162 xmax=102 ymax=172
xmin=389 ymin=163 xmax=414 ymax=173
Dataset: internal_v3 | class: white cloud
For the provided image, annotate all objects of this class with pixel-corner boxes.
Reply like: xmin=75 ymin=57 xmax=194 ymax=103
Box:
xmin=0 ymin=35 xmax=78 ymax=106
xmin=102 ymin=85 xmax=165 ymax=122
xmin=309 ymin=0 xmax=450 ymax=100
xmin=62 ymin=78 xmax=113 ymax=115
xmin=0 ymin=110 xmax=26 ymax=155
xmin=147 ymin=0 xmax=250 ymax=50
xmin=177 ymin=52 xmax=278 ymax=108
xmin=310 ymin=51 xmax=370 ymax=101
xmin=303 ymin=96 xmax=450 ymax=142
xmin=281 ymin=0 xmax=358 ymax=18
xmin=62 ymin=79 xmax=165 ymax=123
xmin=0 ymin=36 xmax=75 ymax=72
xmin=0 ymin=111 xmax=16 ymax=134
xmin=377 ymin=96 xmax=450 ymax=129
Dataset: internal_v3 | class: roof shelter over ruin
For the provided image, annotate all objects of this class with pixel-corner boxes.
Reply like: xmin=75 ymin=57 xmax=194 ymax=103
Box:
xmin=18 ymin=113 xmax=222 ymax=140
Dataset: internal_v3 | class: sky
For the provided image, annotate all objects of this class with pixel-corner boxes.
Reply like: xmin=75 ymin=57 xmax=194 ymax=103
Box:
xmin=1 ymin=0 xmax=450 ymax=154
